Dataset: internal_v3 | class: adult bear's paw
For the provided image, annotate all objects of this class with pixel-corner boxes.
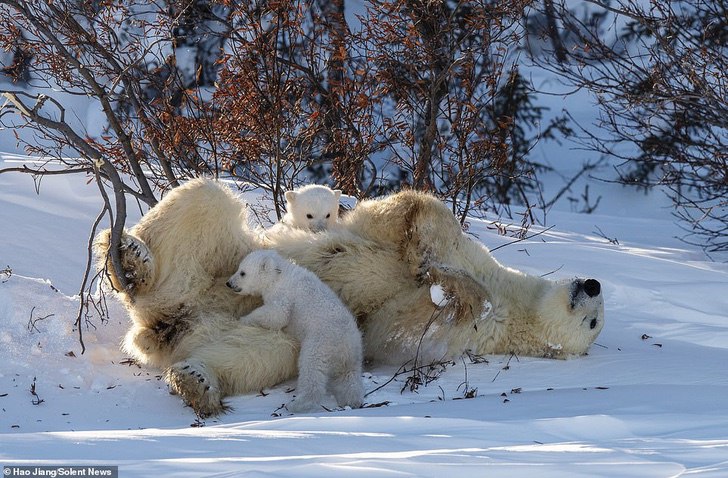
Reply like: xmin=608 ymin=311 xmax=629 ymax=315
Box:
xmin=426 ymin=263 xmax=492 ymax=325
xmin=165 ymin=358 xmax=228 ymax=418
xmin=117 ymin=235 xmax=154 ymax=293
xmin=94 ymin=229 xmax=155 ymax=295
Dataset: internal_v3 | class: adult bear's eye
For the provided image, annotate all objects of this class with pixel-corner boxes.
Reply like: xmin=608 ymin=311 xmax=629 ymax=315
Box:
xmin=240 ymin=271 xmax=246 ymax=277
xmin=306 ymin=214 xmax=313 ymax=219
xmin=326 ymin=213 xmax=330 ymax=218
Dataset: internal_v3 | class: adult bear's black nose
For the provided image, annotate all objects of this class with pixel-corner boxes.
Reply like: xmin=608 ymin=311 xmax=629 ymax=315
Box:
xmin=583 ymin=279 xmax=601 ymax=297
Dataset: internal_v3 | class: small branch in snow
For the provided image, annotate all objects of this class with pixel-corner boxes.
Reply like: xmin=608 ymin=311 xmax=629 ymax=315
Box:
xmin=364 ymin=360 xmax=413 ymax=397
xmin=30 ymin=377 xmax=44 ymax=406
xmin=491 ymin=353 xmax=519 ymax=382
xmin=27 ymin=306 xmax=54 ymax=333
xmin=593 ymin=226 xmax=619 ymax=245
xmin=74 ymin=205 xmax=110 ymax=355
xmin=364 ymin=358 xmax=454 ymax=398
xmin=456 ymin=356 xmax=478 ymax=399
xmin=540 ymin=265 xmax=564 ymax=278
xmin=490 ymin=226 xmax=555 ymax=253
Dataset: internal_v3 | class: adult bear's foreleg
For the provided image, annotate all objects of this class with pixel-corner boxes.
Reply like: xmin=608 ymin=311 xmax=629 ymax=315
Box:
xmin=93 ymin=229 xmax=155 ymax=296
xmin=424 ymin=262 xmax=493 ymax=326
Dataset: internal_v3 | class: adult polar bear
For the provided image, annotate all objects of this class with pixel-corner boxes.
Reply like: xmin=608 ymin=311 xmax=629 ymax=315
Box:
xmin=95 ymin=178 xmax=605 ymax=417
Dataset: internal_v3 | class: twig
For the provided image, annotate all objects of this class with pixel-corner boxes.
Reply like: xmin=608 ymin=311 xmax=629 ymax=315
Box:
xmin=27 ymin=306 xmax=54 ymax=333
xmin=593 ymin=226 xmax=619 ymax=245
xmin=402 ymin=358 xmax=453 ymax=394
xmin=403 ymin=305 xmax=455 ymax=393
xmin=30 ymin=377 xmax=44 ymax=405
xmin=490 ymin=225 xmax=555 ymax=253
xmin=1 ymin=265 xmax=11 ymax=282
xmin=491 ymin=353 xmax=518 ymax=382
xmin=464 ymin=350 xmax=488 ymax=364
xmin=456 ymin=356 xmax=478 ymax=399
xmin=75 ymin=205 xmax=109 ymax=354
xmin=364 ymin=360 xmax=413 ymax=397
xmin=540 ymin=264 xmax=564 ymax=278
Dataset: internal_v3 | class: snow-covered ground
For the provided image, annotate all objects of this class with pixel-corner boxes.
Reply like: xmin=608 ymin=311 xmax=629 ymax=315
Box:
xmin=2 ymin=154 xmax=727 ymax=477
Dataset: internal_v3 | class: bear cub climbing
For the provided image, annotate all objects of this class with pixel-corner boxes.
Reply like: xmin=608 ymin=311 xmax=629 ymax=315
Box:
xmin=227 ymin=249 xmax=364 ymax=412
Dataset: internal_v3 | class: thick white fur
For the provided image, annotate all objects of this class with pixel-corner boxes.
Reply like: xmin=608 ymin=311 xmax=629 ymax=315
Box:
xmin=94 ymin=179 xmax=604 ymax=416
xmin=280 ymin=184 xmax=342 ymax=232
xmin=94 ymin=180 xmax=299 ymax=416
xmin=269 ymin=191 xmax=604 ymax=363
xmin=228 ymin=250 xmax=364 ymax=412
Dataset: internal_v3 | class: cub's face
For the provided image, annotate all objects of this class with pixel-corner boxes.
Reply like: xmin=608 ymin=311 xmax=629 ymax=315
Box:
xmin=285 ymin=185 xmax=342 ymax=232
xmin=226 ymin=250 xmax=283 ymax=295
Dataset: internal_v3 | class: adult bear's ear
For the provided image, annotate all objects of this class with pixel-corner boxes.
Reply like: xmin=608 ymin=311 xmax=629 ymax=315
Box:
xmin=333 ymin=190 xmax=342 ymax=201
xmin=284 ymin=190 xmax=297 ymax=205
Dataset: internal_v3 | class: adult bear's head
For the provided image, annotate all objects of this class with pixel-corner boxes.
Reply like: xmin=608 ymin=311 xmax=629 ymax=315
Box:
xmin=535 ymin=277 xmax=605 ymax=358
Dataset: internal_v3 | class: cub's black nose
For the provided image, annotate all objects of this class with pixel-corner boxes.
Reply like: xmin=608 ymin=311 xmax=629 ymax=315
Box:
xmin=225 ymin=280 xmax=232 ymax=289
xmin=583 ymin=279 xmax=601 ymax=298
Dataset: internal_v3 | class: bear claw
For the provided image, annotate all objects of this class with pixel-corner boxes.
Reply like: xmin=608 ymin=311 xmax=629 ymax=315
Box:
xmin=166 ymin=359 xmax=225 ymax=418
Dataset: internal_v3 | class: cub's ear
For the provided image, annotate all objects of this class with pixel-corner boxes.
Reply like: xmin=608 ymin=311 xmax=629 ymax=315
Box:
xmin=260 ymin=256 xmax=283 ymax=275
xmin=284 ymin=190 xmax=297 ymax=205
xmin=333 ymin=189 xmax=342 ymax=201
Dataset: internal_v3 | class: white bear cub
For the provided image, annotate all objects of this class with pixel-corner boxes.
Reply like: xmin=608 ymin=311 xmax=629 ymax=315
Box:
xmin=227 ymin=249 xmax=364 ymax=412
xmin=282 ymin=184 xmax=342 ymax=232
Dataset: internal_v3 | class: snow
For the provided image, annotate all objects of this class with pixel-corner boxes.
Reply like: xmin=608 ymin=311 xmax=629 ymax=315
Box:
xmin=2 ymin=154 xmax=728 ymax=477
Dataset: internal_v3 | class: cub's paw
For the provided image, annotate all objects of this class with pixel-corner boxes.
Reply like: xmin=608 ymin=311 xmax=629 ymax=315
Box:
xmin=286 ymin=398 xmax=318 ymax=413
xmin=331 ymin=376 xmax=365 ymax=410
xmin=165 ymin=358 xmax=228 ymax=418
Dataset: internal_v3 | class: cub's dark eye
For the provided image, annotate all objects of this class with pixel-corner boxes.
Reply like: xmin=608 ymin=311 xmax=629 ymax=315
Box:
xmin=240 ymin=271 xmax=246 ymax=277
xmin=306 ymin=214 xmax=313 ymax=219
xmin=325 ymin=213 xmax=330 ymax=218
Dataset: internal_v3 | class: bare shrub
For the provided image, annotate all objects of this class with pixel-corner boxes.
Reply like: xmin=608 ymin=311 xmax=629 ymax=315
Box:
xmin=529 ymin=0 xmax=728 ymax=253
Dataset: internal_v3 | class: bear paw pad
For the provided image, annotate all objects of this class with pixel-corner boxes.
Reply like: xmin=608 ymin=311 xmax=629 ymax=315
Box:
xmin=166 ymin=359 xmax=227 ymax=418
xmin=116 ymin=236 xmax=153 ymax=292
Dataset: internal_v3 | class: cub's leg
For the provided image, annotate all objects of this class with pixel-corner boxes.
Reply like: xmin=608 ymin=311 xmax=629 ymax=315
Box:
xmin=288 ymin=343 xmax=328 ymax=413
xmin=239 ymin=302 xmax=290 ymax=330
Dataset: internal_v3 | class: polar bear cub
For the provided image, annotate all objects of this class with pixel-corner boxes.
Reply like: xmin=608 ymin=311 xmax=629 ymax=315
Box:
xmin=282 ymin=184 xmax=342 ymax=232
xmin=226 ymin=249 xmax=364 ymax=412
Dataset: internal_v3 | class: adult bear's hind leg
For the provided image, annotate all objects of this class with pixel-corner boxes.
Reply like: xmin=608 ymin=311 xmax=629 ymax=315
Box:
xmin=163 ymin=323 xmax=299 ymax=417
xmin=165 ymin=358 xmax=227 ymax=418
